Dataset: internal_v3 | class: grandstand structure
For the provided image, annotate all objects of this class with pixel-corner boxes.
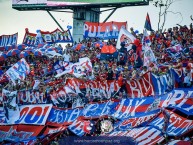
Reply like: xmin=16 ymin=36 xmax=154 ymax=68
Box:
xmin=12 ymin=0 xmax=150 ymax=42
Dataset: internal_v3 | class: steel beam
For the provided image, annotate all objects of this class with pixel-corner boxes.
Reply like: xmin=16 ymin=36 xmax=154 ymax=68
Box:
xmin=102 ymin=8 xmax=117 ymax=23
xmin=47 ymin=10 xmax=65 ymax=32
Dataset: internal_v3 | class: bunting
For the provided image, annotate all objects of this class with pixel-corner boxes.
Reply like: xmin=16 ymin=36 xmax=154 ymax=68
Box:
xmin=23 ymin=28 xmax=73 ymax=46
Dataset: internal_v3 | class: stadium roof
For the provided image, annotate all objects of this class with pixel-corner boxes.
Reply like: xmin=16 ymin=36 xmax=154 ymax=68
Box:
xmin=12 ymin=0 xmax=149 ymax=11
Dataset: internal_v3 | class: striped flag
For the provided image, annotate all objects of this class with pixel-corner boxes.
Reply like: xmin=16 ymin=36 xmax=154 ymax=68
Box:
xmin=144 ymin=13 xmax=153 ymax=31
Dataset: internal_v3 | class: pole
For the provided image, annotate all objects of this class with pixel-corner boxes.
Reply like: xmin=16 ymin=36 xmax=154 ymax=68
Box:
xmin=47 ymin=10 xmax=65 ymax=32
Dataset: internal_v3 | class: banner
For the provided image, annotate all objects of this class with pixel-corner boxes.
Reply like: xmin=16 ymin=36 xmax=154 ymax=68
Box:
xmin=166 ymin=110 xmax=193 ymax=136
xmin=143 ymin=46 xmax=156 ymax=67
xmin=17 ymin=90 xmax=47 ymax=105
xmin=159 ymin=89 xmax=193 ymax=116
xmin=5 ymin=58 xmax=30 ymax=85
xmin=112 ymin=97 xmax=156 ymax=119
xmin=55 ymin=57 xmax=92 ymax=78
xmin=151 ymin=70 xmax=174 ymax=95
xmin=107 ymin=130 xmax=129 ymax=136
xmin=83 ymin=79 xmax=120 ymax=100
xmin=15 ymin=104 xmax=52 ymax=125
xmin=114 ymin=109 xmax=160 ymax=131
xmin=116 ymin=27 xmax=136 ymax=51
xmin=130 ymin=126 xmax=164 ymax=145
xmin=148 ymin=112 xmax=165 ymax=131
xmin=0 ymin=88 xmax=193 ymax=140
xmin=171 ymin=68 xmax=184 ymax=83
xmin=68 ymin=118 xmax=92 ymax=136
xmin=43 ymin=125 xmax=67 ymax=135
xmin=0 ymin=125 xmax=17 ymax=142
xmin=2 ymin=89 xmax=19 ymax=124
xmin=81 ymin=101 xmax=118 ymax=119
xmin=49 ymin=78 xmax=120 ymax=107
xmin=84 ymin=21 xmax=127 ymax=39
xmin=23 ymin=28 xmax=73 ymax=46
xmin=107 ymin=126 xmax=164 ymax=145
xmin=126 ymin=72 xmax=154 ymax=98
xmin=47 ymin=107 xmax=83 ymax=126
xmin=0 ymin=33 xmax=18 ymax=47
xmin=0 ymin=125 xmax=44 ymax=142
xmin=0 ymin=104 xmax=52 ymax=125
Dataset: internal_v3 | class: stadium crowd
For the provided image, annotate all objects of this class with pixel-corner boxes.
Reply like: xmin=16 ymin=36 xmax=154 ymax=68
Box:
xmin=0 ymin=23 xmax=193 ymax=93
xmin=0 ymin=23 xmax=193 ymax=145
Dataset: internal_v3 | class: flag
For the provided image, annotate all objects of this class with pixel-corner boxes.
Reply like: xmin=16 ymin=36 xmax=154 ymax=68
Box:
xmin=0 ymin=33 xmax=18 ymax=47
xmin=53 ymin=60 xmax=64 ymax=74
xmin=167 ymin=44 xmax=182 ymax=53
xmin=23 ymin=28 xmax=73 ymax=46
xmin=2 ymin=89 xmax=19 ymax=124
xmin=116 ymin=27 xmax=136 ymax=51
xmin=5 ymin=58 xmax=30 ymax=85
xmin=142 ymin=29 xmax=151 ymax=47
xmin=55 ymin=57 xmax=92 ymax=78
xmin=144 ymin=13 xmax=153 ymax=31
xmin=84 ymin=21 xmax=127 ymax=40
xmin=33 ymin=80 xmax=40 ymax=90
xmin=143 ymin=46 xmax=156 ymax=67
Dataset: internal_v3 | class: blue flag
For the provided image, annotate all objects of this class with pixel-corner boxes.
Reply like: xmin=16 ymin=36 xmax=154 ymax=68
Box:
xmin=144 ymin=13 xmax=153 ymax=31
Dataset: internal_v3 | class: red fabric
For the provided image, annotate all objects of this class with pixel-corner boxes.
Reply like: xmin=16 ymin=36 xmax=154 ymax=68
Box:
xmin=130 ymin=53 xmax=135 ymax=62
xmin=108 ymin=45 xmax=116 ymax=54
xmin=76 ymin=44 xmax=82 ymax=51
xmin=95 ymin=43 xmax=100 ymax=48
xmin=101 ymin=45 xmax=116 ymax=54
xmin=30 ymin=70 xmax=35 ymax=76
xmin=83 ymin=121 xmax=91 ymax=134
xmin=133 ymin=39 xmax=140 ymax=46
xmin=118 ymin=75 xmax=123 ymax=86
xmin=101 ymin=45 xmax=109 ymax=53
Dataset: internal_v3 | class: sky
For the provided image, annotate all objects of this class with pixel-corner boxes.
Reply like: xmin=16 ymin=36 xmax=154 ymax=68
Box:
xmin=0 ymin=0 xmax=193 ymax=43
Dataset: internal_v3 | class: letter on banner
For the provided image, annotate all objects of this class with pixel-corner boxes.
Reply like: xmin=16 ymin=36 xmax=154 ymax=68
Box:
xmin=112 ymin=24 xmax=119 ymax=37
xmin=88 ymin=26 xmax=96 ymax=37
xmin=83 ymin=23 xmax=89 ymax=36
xmin=15 ymin=104 xmax=52 ymax=125
xmin=96 ymin=26 xmax=103 ymax=38
xmin=104 ymin=26 xmax=111 ymax=38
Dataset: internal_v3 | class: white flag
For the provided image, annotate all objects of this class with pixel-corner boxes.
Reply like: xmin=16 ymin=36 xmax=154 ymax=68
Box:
xmin=5 ymin=58 xmax=30 ymax=85
xmin=55 ymin=57 xmax=92 ymax=78
xmin=143 ymin=46 xmax=157 ymax=67
xmin=33 ymin=80 xmax=40 ymax=90
xmin=116 ymin=27 xmax=136 ymax=51
xmin=142 ymin=29 xmax=151 ymax=49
